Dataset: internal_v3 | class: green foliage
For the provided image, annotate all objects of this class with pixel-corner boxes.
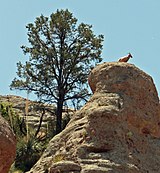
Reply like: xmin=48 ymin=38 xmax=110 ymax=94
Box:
xmin=52 ymin=154 xmax=65 ymax=163
xmin=15 ymin=136 xmax=46 ymax=172
xmin=0 ymin=102 xmax=53 ymax=172
xmin=10 ymin=9 xmax=104 ymax=133
xmin=0 ymin=102 xmax=13 ymax=121
xmin=0 ymin=102 xmax=24 ymax=137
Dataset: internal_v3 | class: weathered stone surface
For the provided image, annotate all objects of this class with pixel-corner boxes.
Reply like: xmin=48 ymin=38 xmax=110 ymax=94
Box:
xmin=0 ymin=95 xmax=73 ymax=135
xmin=27 ymin=62 xmax=160 ymax=173
xmin=0 ymin=95 xmax=56 ymax=129
xmin=0 ymin=114 xmax=16 ymax=173
xmin=49 ymin=161 xmax=82 ymax=172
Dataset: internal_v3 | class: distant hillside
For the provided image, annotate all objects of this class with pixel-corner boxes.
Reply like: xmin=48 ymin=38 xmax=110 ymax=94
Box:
xmin=0 ymin=95 xmax=73 ymax=134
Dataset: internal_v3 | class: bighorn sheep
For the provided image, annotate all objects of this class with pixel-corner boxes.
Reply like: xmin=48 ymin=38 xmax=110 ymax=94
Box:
xmin=118 ymin=53 xmax=133 ymax=62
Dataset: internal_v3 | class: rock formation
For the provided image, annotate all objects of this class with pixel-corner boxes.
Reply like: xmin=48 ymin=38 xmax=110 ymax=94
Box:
xmin=0 ymin=114 xmax=16 ymax=173
xmin=27 ymin=62 xmax=160 ymax=173
xmin=0 ymin=95 xmax=56 ymax=130
xmin=0 ymin=95 xmax=72 ymax=135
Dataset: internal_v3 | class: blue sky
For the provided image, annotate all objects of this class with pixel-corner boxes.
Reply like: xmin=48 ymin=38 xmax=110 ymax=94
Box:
xmin=1 ymin=0 xmax=160 ymax=99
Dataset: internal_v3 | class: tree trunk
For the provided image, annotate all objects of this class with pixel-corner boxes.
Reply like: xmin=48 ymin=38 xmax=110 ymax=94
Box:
xmin=56 ymin=98 xmax=64 ymax=134
xmin=35 ymin=108 xmax=45 ymax=138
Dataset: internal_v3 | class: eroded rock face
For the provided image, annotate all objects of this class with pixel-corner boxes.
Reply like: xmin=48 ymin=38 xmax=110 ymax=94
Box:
xmin=0 ymin=95 xmax=56 ymax=130
xmin=28 ymin=62 xmax=160 ymax=173
xmin=0 ymin=114 xmax=16 ymax=173
xmin=0 ymin=95 xmax=73 ymax=133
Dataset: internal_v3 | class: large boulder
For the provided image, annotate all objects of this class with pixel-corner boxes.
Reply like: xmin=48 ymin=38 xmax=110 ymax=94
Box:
xmin=0 ymin=114 xmax=16 ymax=173
xmin=28 ymin=62 xmax=160 ymax=173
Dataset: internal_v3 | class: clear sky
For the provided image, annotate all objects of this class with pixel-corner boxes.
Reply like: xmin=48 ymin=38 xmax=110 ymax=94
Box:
xmin=1 ymin=0 xmax=160 ymax=99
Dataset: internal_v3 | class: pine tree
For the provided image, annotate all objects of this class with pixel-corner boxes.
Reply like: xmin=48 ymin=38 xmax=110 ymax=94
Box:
xmin=10 ymin=9 xmax=104 ymax=134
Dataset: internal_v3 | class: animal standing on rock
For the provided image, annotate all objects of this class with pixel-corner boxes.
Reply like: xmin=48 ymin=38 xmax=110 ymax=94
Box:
xmin=118 ymin=53 xmax=133 ymax=62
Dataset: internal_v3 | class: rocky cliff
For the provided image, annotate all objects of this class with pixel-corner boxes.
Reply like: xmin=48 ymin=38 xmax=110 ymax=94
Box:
xmin=0 ymin=114 xmax=16 ymax=173
xmin=27 ymin=62 xmax=160 ymax=173
xmin=0 ymin=95 xmax=73 ymax=135
xmin=0 ymin=95 xmax=56 ymax=130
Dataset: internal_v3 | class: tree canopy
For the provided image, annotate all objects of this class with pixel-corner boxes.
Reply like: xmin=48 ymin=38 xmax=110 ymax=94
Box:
xmin=10 ymin=9 xmax=104 ymax=133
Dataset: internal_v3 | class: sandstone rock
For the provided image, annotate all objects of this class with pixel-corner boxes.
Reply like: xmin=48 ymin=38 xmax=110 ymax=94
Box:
xmin=27 ymin=62 xmax=160 ymax=173
xmin=0 ymin=95 xmax=73 ymax=134
xmin=0 ymin=114 xmax=16 ymax=173
xmin=49 ymin=161 xmax=81 ymax=172
xmin=0 ymin=95 xmax=56 ymax=130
